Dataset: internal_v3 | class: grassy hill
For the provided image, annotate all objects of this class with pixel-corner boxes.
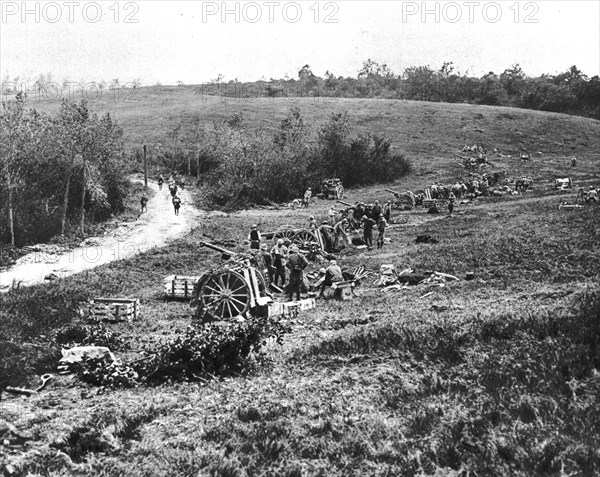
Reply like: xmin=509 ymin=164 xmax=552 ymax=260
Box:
xmin=24 ymin=85 xmax=600 ymax=186
xmin=2 ymin=92 xmax=600 ymax=476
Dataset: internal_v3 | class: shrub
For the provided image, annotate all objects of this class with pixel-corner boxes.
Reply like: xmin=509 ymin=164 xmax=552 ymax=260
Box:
xmin=137 ymin=318 xmax=291 ymax=383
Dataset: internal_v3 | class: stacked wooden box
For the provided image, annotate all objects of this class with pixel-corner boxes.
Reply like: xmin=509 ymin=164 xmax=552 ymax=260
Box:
xmin=163 ymin=275 xmax=201 ymax=299
xmin=87 ymin=298 xmax=140 ymax=322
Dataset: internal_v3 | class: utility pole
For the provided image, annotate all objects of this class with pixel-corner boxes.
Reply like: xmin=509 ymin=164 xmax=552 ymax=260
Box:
xmin=143 ymin=145 xmax=148 ymax=188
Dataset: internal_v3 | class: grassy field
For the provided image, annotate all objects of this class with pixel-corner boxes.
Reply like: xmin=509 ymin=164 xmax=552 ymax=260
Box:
xmin=1 ymin=94 xmax=600 ymax=476
xmin=22 ymin=86 xmax=600 ymax=187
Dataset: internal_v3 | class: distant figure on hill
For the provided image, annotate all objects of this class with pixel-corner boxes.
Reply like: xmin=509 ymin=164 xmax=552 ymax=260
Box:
xmin=172 ymin=195 xmax=181 ymax=215
xmin=140 ymin=194 xmax=148 ymax=213
xmin=303 ymin=187 xmax=312 ymax=207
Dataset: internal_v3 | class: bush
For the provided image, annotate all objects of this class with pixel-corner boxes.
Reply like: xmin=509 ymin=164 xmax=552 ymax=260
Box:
xmin=201 ymin=109 xmax=412 ymax=208
xmin=137 ymin=318 xmax=291 ymax=383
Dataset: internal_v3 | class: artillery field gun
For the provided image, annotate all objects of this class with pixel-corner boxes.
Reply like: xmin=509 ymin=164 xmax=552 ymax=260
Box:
xmin=191 ymin=241 xmax=315 ymax=323
xmin=385 ymin=188 xmax=416 ymax=208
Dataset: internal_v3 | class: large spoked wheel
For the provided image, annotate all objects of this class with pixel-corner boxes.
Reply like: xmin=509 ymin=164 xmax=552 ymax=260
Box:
xmin=293 ymin=229 xmax=318 ymax=248
xmin=274 ymin=227 xmax=296 ymax=243
xmin=199 ymin=270 xmax=250 ymax=321
xmin=337 ymin=186 xmax=345 ymax=199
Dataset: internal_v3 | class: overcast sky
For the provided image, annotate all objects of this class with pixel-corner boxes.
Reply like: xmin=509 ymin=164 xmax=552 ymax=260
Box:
xmin=1 ymin=1 xmax=599 ymax=86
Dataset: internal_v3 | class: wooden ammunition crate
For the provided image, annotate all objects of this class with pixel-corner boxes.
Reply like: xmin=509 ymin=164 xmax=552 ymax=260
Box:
xmin=163 ymin=275 xmax=201 ymax=299
xmin=331 ymin=281 xmax=356 ymax=301
xmin=87 ymin=298 xmax=139 ymax=322
xmin=423 ymin=199 xmax=447 ymax=208
xmin=267 ymin=298 xmax=315 ymax=318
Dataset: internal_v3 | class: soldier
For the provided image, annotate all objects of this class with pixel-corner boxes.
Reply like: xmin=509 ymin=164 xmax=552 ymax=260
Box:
xmin=140 ymin=193 xmax=148 ymax=213
xmin=303 ymin=187 xmax=312 ymax=207
xmin=383 ymin=200 xmax=392 ymax=223
xmin=248 ymin=224 xmax=261 ymax=250
xmin=271 ymin=239 xmax=288 ymax=288
xmin=319 ymin=221 xmax=334 ymax=252
xmin=448 ymin=192 xmax=456 ymax=216
xmin=172 ymin=195 xmax=181 ymax=216
xmin=257 ymin=243 xmax=274 ymax=285
xmin=333 ymin=218 xmax=350 ymax=250
xmin=361 ymin=215 xmax=377 ymax=249
xmin=157 ymin=175 xmax=164 ymax=190
xmin=286 ymin=245 xmax=309 ymax=301
xmin=318 ymin=259 xmax=343 ymax=298
xmin=372 ymin=200 xmax=382 ymax=221
xmin=169 ymin=183 xmax=178 ymax=198
xmin=328 ymin=206 xmax=337 ymax=223
xmin=376 ymin=218 xmax=387 ymax=249
xmin=308 ymin=215 xmax=318 ymax=231
xmin=586 ymin=186 xmax=598 ymax=204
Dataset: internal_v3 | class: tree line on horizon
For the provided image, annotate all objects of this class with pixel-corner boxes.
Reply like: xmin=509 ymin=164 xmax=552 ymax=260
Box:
xmin=205 ymin=61 xmax=600 ymax=119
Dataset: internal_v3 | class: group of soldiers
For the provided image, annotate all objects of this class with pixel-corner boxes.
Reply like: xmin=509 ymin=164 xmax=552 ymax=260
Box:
xmin=330 ymin=200 xmax=390 ymax=250
xmin=250 ymin=231 xmax=344 ymax=301
xmin=248 ymin=226 xmax=311 ymax=301
xmin=140 ymin=174 xmax=185 ymax=216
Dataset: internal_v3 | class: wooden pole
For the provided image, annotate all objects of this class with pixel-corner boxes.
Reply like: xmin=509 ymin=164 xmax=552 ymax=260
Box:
xmin=143 ymin=145 xmax=148 ymax=188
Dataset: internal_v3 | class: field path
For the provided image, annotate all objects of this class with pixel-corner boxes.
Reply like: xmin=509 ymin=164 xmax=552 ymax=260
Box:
xmin=0 ymin=180 xmax=201 ymax=292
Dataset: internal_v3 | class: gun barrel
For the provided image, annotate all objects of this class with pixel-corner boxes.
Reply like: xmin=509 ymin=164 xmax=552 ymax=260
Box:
xmin=199 ymin=241 xmax=236 ymax=257
xmin=385 ymin=188 xmax=401 ymax=195
xmin=337 ymin=200 xmax=353 ymax=207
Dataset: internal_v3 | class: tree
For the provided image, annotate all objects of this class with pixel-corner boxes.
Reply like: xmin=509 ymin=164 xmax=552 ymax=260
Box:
xmin=500 ymin=64 xmax=526 ymax=100
xmin=358 ymin=59 xmax=394 ymax=79
xmin=0 ymin=93 xmax=28 ymax=245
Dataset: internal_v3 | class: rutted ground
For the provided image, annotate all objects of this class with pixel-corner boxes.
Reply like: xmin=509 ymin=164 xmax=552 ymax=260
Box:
xmin=0 ymin=180 xmax=202 ymax=292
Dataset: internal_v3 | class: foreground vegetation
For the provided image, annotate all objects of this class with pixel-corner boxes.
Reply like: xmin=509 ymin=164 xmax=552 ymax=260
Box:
xmin=1 ymin=183 xmax=599 ymax=475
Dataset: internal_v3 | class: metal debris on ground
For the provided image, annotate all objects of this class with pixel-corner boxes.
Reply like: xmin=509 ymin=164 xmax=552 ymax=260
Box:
xmin=5 ymin=374 xmax=53 ymax=396
xmin=375 ymin=266 xmax=460 ymax=290
xmin=58 ymin=346 xmax=117 ymax=374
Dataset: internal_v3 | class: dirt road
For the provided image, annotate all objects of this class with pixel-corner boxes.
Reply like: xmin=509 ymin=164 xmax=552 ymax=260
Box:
xmin=0 ymin=180 xmax=201 ymax=292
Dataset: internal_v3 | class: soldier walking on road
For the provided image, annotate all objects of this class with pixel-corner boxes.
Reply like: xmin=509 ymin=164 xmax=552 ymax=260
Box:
xmin=172 ymin=195 xmax=181 ymax=216
xmin=140 ymin=194 xmax=148 ymax=213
